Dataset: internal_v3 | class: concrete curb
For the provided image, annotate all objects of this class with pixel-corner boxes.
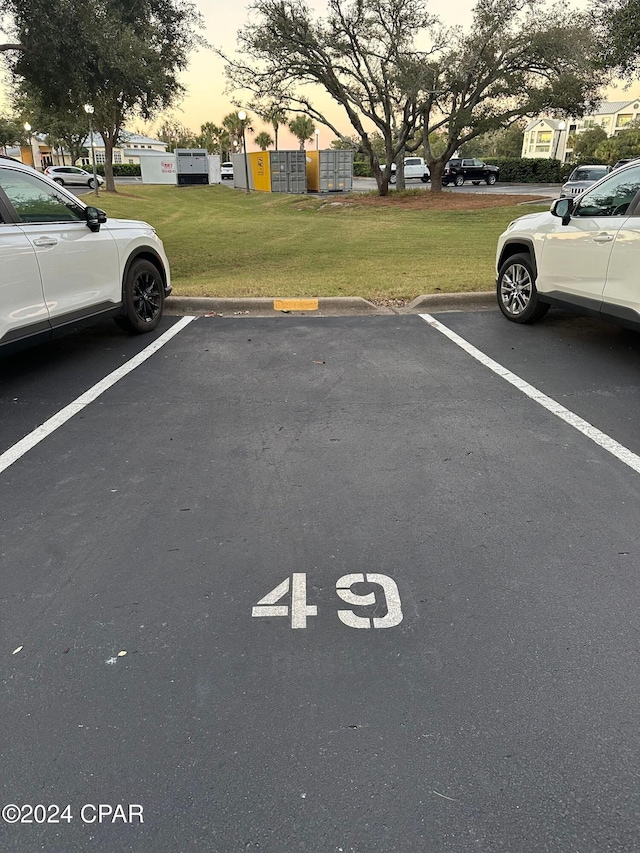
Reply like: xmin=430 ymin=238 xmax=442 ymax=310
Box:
xmin=401 ymin=291 xmax=495 ymax=313
xmin=165 ymin=292 xmax=496 ymax=317
xmin=165 ymin=296 xmax=395 ymax=316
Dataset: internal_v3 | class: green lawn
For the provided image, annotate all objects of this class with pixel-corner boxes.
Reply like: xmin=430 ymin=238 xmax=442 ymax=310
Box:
xmin=95 ymin=184 xmax=546 ymax=301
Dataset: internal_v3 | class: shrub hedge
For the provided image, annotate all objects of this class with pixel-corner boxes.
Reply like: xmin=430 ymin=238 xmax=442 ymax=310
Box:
xmin=354 ymin=159 xmax=372 ymax=177
xmin=352 ymin=155 xmax=610 ymax=184
xmin=95 ymin=163 xmax=142 ymax=177
xmin=483 ymin=157 xmax=607 ymax=183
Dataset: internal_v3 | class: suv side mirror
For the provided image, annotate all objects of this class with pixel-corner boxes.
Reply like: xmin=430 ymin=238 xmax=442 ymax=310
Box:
xmin=551 ymin=197 xmax=573 ymax=226
xmin=85 ymin=206 xmax=107 ymax=233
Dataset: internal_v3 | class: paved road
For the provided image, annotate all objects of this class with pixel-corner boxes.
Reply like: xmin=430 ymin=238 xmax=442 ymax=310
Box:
xmin=352 ymin=177 xmax=561 ymax=197
xmin=1 ymin=311 xmax=640 ymax=852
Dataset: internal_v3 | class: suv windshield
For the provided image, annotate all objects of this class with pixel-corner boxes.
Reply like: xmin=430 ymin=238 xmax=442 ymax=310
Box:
xmin=570 ymin=167 xmax=608 ymax=182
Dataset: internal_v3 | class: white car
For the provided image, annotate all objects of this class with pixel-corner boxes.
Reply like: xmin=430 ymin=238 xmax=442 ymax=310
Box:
xmin=44 ymin=165 xmax=105 ymax=188
xmin=221 ymin=161 xmax=234 ymax=180
xmin=0 ymin=159 xmax=171 ymax=354
xmin=496 ymin=160 xmax=640 ymax=326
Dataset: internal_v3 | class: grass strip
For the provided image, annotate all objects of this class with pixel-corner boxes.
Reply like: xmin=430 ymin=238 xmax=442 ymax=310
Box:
xmin=95 ymin=184 xmax=548 ymax=301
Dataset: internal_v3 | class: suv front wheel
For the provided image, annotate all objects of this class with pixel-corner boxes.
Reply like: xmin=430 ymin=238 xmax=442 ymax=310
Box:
xmin=454 ymin=174 xmax=464 ymax=187
xmin=486 ymin=174 xmax=497 ymax=185
xmin=115 ymin=258 xmax=165 ymax=334
xmin=497 ymin=253 xmax=550 ymax=324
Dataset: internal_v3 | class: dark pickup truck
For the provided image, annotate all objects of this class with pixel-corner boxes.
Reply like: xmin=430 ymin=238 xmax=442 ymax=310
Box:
xmin=442 ymin=158 xmax=499 ymax=187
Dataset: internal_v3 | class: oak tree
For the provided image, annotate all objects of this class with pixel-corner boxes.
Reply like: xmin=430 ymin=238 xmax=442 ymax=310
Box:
xmin=222 ymin=0 xmax=603 ymax=193
xmin=2 ymin=0 xmax=202 ymax=190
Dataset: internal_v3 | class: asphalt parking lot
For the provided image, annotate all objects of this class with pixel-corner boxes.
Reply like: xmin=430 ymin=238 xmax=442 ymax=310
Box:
xmin=2 ymin=309 xmax=640 ymax=853
xmin=351 ymin=177 xmax=561 ymax=197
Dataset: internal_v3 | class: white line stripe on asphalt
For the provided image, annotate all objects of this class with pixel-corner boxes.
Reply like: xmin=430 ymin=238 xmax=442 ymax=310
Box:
xmin=420 ymin=312 xmax=640 ymax=475
xmin=0 ymin=315 xmax=196 ymax=475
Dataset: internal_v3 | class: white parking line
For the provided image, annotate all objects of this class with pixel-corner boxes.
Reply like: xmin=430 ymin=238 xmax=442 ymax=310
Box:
xmin=420 ymin=313 xmax=640 ymax=475
xmin=0 ymin=316 xmax=196 ymax=475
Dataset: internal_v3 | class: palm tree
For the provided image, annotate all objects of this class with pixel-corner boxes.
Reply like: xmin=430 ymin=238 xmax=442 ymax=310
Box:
xmin=265 ymin=106 xmax=288 ymax=151
xmin=198 ymin=121 xmax=222 ymax=153
xmin=222 ymin=111 xmax=253 ymax=153
xmin=254 ymin=131 xmax=274 ymax=151
xmin=288 ymin=115 xmax=315 ymax=151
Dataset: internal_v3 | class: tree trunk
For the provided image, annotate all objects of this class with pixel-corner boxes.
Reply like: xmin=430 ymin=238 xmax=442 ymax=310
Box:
xmin=395 ymin=154 xmax=406 ymax=191
xmin=370 ymin=154 xmax=390 ymax=196
xmin=429 ymin=159 xmax=444 ymax=193
xmin=104 ymin=136 xmax=117 ymax=193
xmin=274 ymin=125 xmax=279 ymax=151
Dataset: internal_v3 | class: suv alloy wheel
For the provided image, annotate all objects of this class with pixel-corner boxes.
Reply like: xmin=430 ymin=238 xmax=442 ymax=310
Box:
xmin=496 ymin=254 xmax=550 ymax=324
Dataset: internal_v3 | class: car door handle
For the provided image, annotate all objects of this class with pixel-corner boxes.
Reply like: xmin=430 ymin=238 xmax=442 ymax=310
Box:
xmin=592 ymin=234 xmax=614 ymax=243
xmin=33 ymin=237 xmax=58 ymax=247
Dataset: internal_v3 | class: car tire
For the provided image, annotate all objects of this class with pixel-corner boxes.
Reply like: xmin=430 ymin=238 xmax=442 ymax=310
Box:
xmin=115 ymin=258 xmax=165 ymax=334
xmin=421 ymin=174 xmax=429 ymax=183
xmin=486 ymin=174 xmax=497 ymax=185
xmin=53 ymin=177 xmax=64 ymax=185
xmin=497 ymin=253 xmax=550 ymax=324
xmin=88 ymin=178 xmax=96 ymax=188
xmin=389 ymin=175 xmax=396 ymax=185
xmin=454 ymin=175 xmax=464 ymax=187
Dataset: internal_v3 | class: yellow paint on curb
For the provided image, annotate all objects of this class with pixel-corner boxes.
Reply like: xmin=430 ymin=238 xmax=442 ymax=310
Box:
xmin=273 ymin=298 xmax=319 ymax=312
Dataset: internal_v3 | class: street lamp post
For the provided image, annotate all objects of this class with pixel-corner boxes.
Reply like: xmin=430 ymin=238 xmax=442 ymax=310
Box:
xmin=238 ymin=110 xmax=250 ymax=194
xmin=553 ymin=121 xmax=567 ymax=162
xmin=315 ymin=129 xmax=320 ymax=151
xmin=23 ymin=122 xmax=38 ymax=170
xmin=84 ymin=104 xmax=99 ymax=197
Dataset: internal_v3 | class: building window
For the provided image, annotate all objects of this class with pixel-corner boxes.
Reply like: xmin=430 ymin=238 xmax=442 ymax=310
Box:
xmin=616 ymin=114 xmax=632 ymax=127
xmin=128 ymin=159 xmax=134 ymax=164
xmin=96 ymin=151 xmax=105 ymax=164
xmin=113 ymin=152 xmax=122 ymax=164
xmin=536 ymin=131 xmax=552 ymax=144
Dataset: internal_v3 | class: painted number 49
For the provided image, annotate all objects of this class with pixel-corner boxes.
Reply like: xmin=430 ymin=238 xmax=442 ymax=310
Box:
xmin=252 ymin=573 xmax=403 ymax=629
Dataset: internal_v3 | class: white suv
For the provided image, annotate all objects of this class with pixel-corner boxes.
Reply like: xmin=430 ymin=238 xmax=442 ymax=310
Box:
xmin=0 ymin=159 xmax=171 ymax=354
xmin=496 ymin=161 xmax=640 ymax=327
xmin=44 ymin=165 xmax=105 ymax=188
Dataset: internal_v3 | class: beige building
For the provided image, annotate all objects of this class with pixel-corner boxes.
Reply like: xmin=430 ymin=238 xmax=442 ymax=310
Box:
xmin=522 ymin=98 xmax=640 ymax=161
xmin=522 ymin=118 xmax=569 ymax=161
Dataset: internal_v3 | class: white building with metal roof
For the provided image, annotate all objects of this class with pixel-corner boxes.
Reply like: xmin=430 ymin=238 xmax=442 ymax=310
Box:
xmin=79 ymin=132 xmax=168 ymax=167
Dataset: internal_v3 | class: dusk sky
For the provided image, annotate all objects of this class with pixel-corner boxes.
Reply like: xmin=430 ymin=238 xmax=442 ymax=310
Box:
xmin=1 ymin=0 xmax=635 ymax=149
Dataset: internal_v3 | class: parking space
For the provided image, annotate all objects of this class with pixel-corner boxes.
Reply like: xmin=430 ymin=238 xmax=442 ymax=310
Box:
xmin=2 ymin=312 xmax=640 ymax=852
xmin=0 ymin=317 xmax=180 ymax=453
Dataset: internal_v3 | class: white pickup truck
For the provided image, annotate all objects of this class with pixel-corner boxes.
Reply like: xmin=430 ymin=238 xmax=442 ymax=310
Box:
xmin=379 ymin=156 xmax=430 ymax=184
